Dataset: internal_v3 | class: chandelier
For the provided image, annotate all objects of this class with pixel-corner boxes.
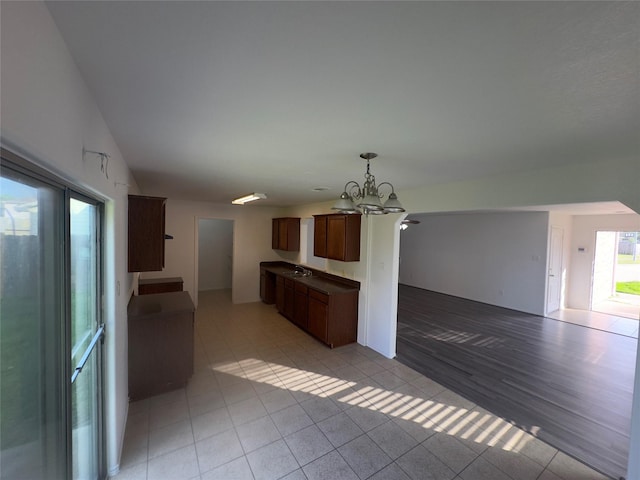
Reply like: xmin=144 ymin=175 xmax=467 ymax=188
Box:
xmin=332 ymin=153 xmax=405 ymax=215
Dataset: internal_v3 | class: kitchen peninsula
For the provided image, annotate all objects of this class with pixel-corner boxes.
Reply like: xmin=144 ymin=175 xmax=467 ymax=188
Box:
xmin=127 ymin=291 xmax=195 ymax=400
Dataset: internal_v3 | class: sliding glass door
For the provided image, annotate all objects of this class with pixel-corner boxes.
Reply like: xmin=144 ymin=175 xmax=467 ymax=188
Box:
xmin=70 ymin=196 xmax=104 ymax=480
xmin=0 ymin=167 xmax=66 ymax=479
xmin=0 ymin=151 xmax=105 ymax=480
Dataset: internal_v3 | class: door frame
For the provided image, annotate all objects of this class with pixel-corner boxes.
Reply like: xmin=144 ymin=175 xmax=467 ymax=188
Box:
xmin=546 ymin=225 xmax=564 ymax=314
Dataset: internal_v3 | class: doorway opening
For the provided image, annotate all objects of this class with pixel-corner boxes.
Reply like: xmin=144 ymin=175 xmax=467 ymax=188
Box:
xmin=197 ymin=218 xmax=233 ymax=296
xmin=592 ymin=231 xmax=640 ymax=320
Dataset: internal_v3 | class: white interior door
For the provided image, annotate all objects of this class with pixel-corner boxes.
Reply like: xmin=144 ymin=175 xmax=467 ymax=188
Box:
xmin=546 ymin=226 xmax=564 ymax=314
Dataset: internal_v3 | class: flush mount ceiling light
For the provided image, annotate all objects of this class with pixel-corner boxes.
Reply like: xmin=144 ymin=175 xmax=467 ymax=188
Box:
xmin=332 ymin=153 xmax=405 ymax=215
xmin=231 ymin=192 xmax=267 ymax=205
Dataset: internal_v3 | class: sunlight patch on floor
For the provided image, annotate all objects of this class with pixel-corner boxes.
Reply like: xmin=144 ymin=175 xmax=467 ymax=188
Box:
xmin=210 ymin=358 xmax=537 ymax=454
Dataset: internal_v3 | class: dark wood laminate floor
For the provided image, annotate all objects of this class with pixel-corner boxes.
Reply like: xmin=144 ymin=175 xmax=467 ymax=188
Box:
xmin=395 ymin=285 xmax=637 ymax=480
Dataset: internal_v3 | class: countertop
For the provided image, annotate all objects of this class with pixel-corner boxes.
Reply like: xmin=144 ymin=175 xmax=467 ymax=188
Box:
xmin=260 ymin=262 xmax=359 ymax=295
xmin=128 ymin=291 xmax=195 ymax=319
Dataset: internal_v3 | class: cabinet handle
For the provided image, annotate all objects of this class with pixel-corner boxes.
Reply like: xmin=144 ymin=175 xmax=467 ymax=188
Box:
xmin=71 ymin=324 xmax=105 ymax=383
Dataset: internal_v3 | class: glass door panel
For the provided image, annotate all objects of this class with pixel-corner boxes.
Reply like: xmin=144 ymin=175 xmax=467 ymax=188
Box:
xmin=0 ymin=170 xmax=65 ymax=479
xmin=69 ymin=197 xmax=103 ymax=480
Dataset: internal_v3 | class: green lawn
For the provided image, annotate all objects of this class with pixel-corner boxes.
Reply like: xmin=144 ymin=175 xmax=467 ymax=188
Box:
xmin=618 ymin=254 xmax=640 ymax=265
xmin=616 ymin=281 xmax=640 ymax=295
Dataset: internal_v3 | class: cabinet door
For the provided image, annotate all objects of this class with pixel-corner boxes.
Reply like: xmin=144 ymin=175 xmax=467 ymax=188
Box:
xmin=308 ymin=294 xmax=328 ymax=343
xmin=327 ymin=215 xmax=346 ymax=261
xmin=284 ymin=279 xmax=295 ymax=319
xmin=276 ymin=276 xmax=285 ymax=313
xmin=272 ymin=219 xmax=280 ymax=249
xmin=314 ymin=215 xmax=327 ymax=258
xmin=327 ymin=215 xmax=361 ymax=262
xmin=294 ymin=284 xmax=308 ymax=329
xmin=278 ymin=219 xmax=288 ymax=249
xmin=260 ymin=270 xmax=276 ymax=304
xmin=272 ymin=218 xmax=300 ymax=251
xmin=285 ymin=218 xmax=300 ymax=251
xmin=128 ymin=195 xmax=166 ymax=272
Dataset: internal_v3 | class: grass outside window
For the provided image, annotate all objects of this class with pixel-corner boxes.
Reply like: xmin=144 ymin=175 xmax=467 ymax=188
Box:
xmin=618 ymin=254 xmax=640 ymax=265
xmin=616 ymin=281 xmax=640 ymax=296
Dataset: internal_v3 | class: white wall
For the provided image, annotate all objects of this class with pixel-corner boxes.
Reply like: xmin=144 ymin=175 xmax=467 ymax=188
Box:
xmin=197 ymin=218 xmax=233 ymax=291
xmin=140 ymin=198 xmax=283 ymax=306
xmin=399 ymin=212 xmax=549 ymax=315
xmin=365 ymin=214 xmax=404 ymax=357
xmin=567 ymin=214 xmax=640 ymax=310
xmin=0 ymin=2 xmax=137 ymax=475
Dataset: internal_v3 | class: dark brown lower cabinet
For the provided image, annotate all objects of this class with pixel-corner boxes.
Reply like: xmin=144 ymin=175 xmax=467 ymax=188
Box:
xmin=284 ymin=278 xmax=295 ymax=320
xmin=307 ymin=287 xmax=357 ymax=347
xmin=260 ymin=268 xmax=276 ymax=304
xmin=307 ymin=292 xmax=328 ymax=343
xmin=276 ymin=276 xmax=285 ymax=312
xmin=293 ymin=282 xmax=308 ymax=329
xmin=127 ymin=292 xmax=195 ymax=400
xmin=274 ymin=274 xmax=358 ymax=348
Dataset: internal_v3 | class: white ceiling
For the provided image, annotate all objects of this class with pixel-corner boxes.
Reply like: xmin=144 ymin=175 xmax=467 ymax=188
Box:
xmin=46 ymin=1 xmax=639 ymax=209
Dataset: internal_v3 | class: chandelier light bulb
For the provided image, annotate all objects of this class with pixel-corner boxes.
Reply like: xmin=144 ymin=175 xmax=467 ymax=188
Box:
xmin=332 ymin=153 xmax=405 ymax=215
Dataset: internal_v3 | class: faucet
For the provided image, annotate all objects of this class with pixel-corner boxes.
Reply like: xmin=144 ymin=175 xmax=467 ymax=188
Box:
xmin=294 ymin=265 xmax=312 ymax=277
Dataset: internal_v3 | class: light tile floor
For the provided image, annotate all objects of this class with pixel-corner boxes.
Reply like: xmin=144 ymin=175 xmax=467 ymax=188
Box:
xmin=548 ymin=306 xmax=639 ymax=338
xmin=112 ymin=289 xmax=610 ymax=480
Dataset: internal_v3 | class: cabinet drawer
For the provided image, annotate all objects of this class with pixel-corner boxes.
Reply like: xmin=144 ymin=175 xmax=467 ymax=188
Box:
xmin=295 ymin=282 xmax=308 ymax=294
xmin=285 ymin=278 xmax=295 ymax=288
xmin=139 ymin=280 xmax=183 ymax=295
xmin=309 ymin=288 xmax=328 ymax=304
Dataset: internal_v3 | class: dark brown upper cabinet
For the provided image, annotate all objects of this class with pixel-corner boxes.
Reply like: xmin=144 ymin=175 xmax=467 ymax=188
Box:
xmin=128 ymin=195 xmax=166 ymax=272
xmin=313 ymin=215 xmax=327 ymax=258
xmin=272 ymin=217 xmax=300 ymax=251
xmin=313 ymin=213 xmax=361 ymax=262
